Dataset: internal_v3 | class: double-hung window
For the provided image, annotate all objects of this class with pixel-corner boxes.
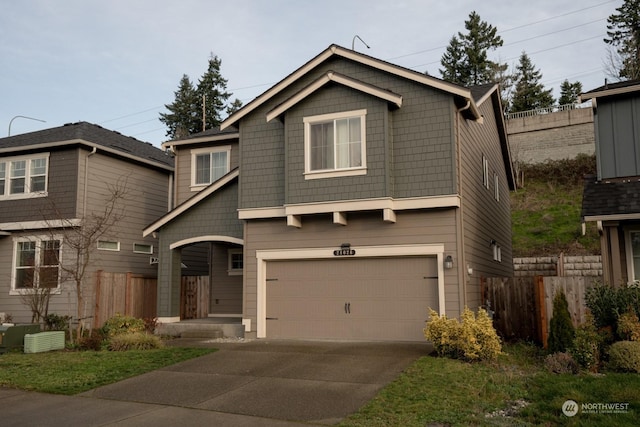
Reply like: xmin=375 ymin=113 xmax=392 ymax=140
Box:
xmin=304 ymin=109 xmax=367 ymax=179
xmin=626 ymin=230 xmax=640 ymax=283
xmin=0 ymin=154 xmax=49 ymax=199
xmin=12 ymin=237 xmax=62 ymax=292
xmin=191 ymin=146 xmax=231 ymax=189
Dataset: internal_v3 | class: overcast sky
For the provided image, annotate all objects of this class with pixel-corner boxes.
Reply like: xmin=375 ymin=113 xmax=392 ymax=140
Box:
xmin=0 ymin=0 xmax=620 ymax=147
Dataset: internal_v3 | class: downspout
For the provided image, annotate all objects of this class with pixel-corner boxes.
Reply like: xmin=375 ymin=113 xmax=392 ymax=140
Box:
xmin=456 ymin=100 xmax=471 ymax=313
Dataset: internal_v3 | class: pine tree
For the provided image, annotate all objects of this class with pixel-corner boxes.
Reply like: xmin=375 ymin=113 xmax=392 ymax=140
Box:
xmin=548 ymin=290 xmax=575 ymax=353
xmin=605 ymin=0 xmax=640 ymax=80
xmin=159 ymin=54 xmax=237 ymax=140
xmin=510 ymin=52 xmax=555 ymax=112
xmin=159 ymin=75 xmax=199 ymax=139
xmin=439 ymin=11 xmax=504 ymax=86
xmin=558 ymin=80 xmax=583 ymax=105
xmin=196 ymin=54 xmax=231 ymax=131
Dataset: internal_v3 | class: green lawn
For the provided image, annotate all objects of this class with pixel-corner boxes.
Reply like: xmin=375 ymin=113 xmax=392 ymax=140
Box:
xmin=341 ymin=343 xmax=640 ymax=426
xmin=0 ymin=347 xmax=214 ymax=395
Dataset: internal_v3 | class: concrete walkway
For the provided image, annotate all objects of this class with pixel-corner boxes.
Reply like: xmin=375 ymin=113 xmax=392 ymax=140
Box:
xmin=1 ymin=339 xmax=431 ymax=426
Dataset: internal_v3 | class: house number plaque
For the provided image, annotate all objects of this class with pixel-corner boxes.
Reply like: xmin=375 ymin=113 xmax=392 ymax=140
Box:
xmin=333 ymin=248 xmax=356 ymax=256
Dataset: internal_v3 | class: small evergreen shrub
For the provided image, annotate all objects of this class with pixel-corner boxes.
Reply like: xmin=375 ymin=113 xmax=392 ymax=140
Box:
xmin=617 ymin=310 xmax=640 ymax=341
xmin=424 ymin=307 xmax=502 ymax=362
xmin=102 ymin=314 xmax=146 ymax=337
xmin=586 ymin=282 xmax=640 ymax=339
xmin=548 ymin=290 xmax=575 ymax=353
xmin=108 ymin=332 xmax=164 ymax=351
xmin=607 ymin=341 xmax=640 ymax=373
xmin=44 ymin=314 xmax=72 ymax=331
xmin=570 ymin=317 xmax=602 ymax=371
xmin=544 ymin=352 xmax=579 ymax=374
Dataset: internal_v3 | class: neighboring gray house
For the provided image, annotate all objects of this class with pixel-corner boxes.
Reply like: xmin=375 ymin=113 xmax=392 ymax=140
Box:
xmin=581 ymin=80 xmax=640 ymax=286
xmin=146 ymin=45 xmax=515 ymax=342
xmin=0 ymin=122 xmax=173 ymax=326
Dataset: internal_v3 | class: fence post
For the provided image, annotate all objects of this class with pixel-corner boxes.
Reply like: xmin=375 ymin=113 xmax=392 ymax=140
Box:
xmin=535 ymin=275 xmax=548 ymax=348
xmin=93 ymin=270 xmax=103 ymax=330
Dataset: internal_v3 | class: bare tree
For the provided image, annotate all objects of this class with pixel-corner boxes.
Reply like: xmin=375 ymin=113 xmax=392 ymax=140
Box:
xmin=22 ymin=176 xmax=130 ymax=341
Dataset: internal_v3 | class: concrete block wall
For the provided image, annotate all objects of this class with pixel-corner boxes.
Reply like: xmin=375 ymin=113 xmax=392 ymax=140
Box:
xmin=513 ymin=255 xmax=602 ymax=277
xmin=506 ymin=107 xmax=594 ymax=165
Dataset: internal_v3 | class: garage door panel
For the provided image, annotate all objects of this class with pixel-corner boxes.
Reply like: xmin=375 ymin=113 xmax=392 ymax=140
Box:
xmin=266 ymin=257 xmax=438 ymax=341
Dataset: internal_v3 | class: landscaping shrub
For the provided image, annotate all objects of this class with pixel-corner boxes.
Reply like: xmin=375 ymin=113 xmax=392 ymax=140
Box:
xmin=108 ymin=332 xmax=164 ymax=351
xmin=544 ymin=352 xmax=579 ymax=374
xmin=44 ymin=313 xmax=71 ymax=331
xmin=617 ymin=310 xmax=640 ymax=341
xmin=424 ymin=307 xmax=501 ymax=362
xmin=607 ymin=341 xmax=640 ymax=373
xmin=586 ymin=282 xmax=640 ymax=339
xmin=570 ymin=317 xmax=602 ymax=371
xmin=143 ymin=317 xmax=159 ymax=334
xmin=102 ymin=314 xmax=146 ymax=337
xmin=548 ymin=290 xmax=575 ymax=353
xmin=77 ymin=329 xmax=106 ymax=351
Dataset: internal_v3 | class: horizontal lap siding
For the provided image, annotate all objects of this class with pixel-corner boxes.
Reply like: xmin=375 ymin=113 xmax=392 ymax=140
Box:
xmin=243 ymin=209 xmax=461 ymax=325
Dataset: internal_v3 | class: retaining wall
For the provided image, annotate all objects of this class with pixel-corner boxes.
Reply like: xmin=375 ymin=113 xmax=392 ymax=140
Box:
xmin=513 ymin=254 xmax=602 ymax=278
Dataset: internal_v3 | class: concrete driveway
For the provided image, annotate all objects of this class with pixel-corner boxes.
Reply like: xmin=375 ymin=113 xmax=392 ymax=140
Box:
xmin=1 ymin=339 xmax=431 ymax=426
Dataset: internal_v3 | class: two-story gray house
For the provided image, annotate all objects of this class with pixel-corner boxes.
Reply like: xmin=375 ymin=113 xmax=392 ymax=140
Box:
xmin=146 ymin=45 xmax=515 ymax=341
xmin=0 ymin=122 xmax=173 ymax=326
xmin=581 ymin=80 xmax=640 ymax=286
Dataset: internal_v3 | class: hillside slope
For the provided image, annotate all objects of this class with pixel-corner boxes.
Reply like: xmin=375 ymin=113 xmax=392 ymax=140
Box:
xmin=510 ymin=155 xmax=600 ymax=257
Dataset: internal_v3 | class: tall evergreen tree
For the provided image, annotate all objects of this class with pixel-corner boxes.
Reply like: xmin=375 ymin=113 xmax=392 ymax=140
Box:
xmin=558 ymin=80 xmax=583 ymax=105
xmin=159 ymin=54 xmax=239 ymax=140
xmin=605 ymin=0 xmax=640 ymax=80
xmin=196 ymin=54 xmax=231 ymax=130
xmin=510 ymin=52 xmax=555 ymax=112
xmin=159 ymin=75 xmax=199 ymax=139
xmin=439 ymin=11 xmax=504 ymax=86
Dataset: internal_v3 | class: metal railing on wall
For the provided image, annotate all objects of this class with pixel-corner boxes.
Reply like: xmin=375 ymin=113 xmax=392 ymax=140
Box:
xmin=505 ymin=102 xmax=591 ymax=120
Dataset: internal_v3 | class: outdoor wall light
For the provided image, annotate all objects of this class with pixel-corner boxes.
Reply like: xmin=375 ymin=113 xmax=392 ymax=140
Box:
xmin=444 ymin=255 xmax=454 ymax=269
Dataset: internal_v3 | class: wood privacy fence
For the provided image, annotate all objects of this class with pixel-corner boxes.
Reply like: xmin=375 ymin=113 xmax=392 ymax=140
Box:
xmin=94 ymin=271 xmax=157 ymax=328
xmin=181 ymin=276 xmax=209 ymax=320
xmin=482 ymin=276 xmax=599 ymax=347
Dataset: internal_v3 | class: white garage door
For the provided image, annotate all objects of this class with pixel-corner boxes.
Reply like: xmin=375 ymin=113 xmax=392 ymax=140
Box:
xmin=265 ymin=256 xmax=439 ymax=341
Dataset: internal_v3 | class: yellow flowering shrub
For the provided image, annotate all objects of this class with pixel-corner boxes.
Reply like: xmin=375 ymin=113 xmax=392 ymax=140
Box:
xmin=424 ymin=307 xmax=502 ymax=362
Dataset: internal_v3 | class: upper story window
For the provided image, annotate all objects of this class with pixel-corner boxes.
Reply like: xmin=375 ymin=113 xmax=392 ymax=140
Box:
xmin=0 ymin=154 xmax=49 ymax=199
xmin=482 ymin=155 xmax=490 ymax=190
xmin=191 ymin=146 xmax=231 ymax=189
xmin=303 ymin=109 xmax=367 ymax=179
xmin=12 ymin=236 xmax=61 ymax=292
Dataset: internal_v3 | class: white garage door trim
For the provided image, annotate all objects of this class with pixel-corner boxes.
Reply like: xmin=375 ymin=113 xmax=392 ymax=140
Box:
xmin=255 ymin=243 xmax=446 ymax=338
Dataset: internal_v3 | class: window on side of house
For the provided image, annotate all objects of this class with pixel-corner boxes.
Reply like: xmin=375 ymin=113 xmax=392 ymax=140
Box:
xmin=0 ymin=154 xmax=49 ymax=199
xmin=133 ymin=243 xmax=153 ymax=254
xmin=491 ymin=241 xmax=502 ymax=262
xmin=97 ymin=240 xmax=120 ymax=251
xmin=191 ymin=146 xmax=231 ymax=189
xmin=228 ymin=249 xmax=243 ymax=276
xmin=482 ymin=155 xmax=490 ymax=190
xmin=303 ymin=109 xmax=367 ymax=179
xmin=12 ymin=237 xmax=61 ymax=291
xmin=494 ymin=173 xmax=500 ymax=201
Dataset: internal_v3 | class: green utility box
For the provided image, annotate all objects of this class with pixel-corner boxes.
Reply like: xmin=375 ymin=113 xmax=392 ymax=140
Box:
xmin=0 ymin=324 xmax=41 ymax=353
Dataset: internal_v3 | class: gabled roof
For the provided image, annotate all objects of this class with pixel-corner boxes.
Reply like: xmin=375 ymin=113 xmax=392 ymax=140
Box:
xmin=580 ymin=79 xmax=640 ymax=102
xmin=0 ymin=121 xmax=173 ymax=170
xmin=221 ymin=44 xmax=482 ymax=130
xmin=582 ymin=174 xmax=640 ymax=221
xmin=143 ymin=168 xmax=239 ymax=236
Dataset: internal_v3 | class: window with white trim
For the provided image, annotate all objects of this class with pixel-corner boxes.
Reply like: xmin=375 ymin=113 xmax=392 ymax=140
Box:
xmin=97 ymin=240 xmax=120 ymax=251
xmin=494 ymin=173 xmax=500 ymax=201
xmin=626 ymin=230 xmax=640 ymax=282
xmin=491 ymin=241 xmax=502 ymax=262
xmin=228 ymin=249 xmax=243 ymax=275
xmin=191 ymin=146 xmax=231 ymax=188
xmin=12 ymin=237 xmax=61 ymax=290
xmin=304 ymin=109 xmax=367 ymax=178
xmin=482 ymin=155 xmax=490 ymax=189
xmin=133 ymin=243 xmax=153 ymax=254
xmin=0 ymin=154 xmax=49 ymax=199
